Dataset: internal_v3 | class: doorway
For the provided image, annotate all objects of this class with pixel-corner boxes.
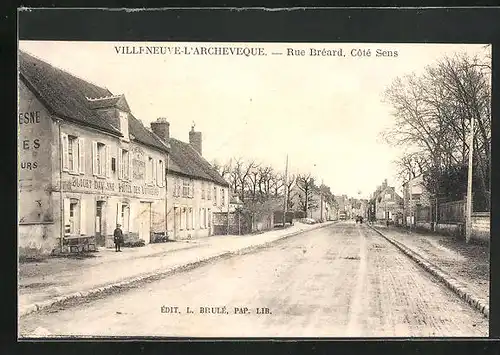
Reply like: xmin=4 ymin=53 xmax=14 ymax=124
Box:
xmin=173 ymin=206 xmax=180 ymax=239
xmin=138 ymin=202 xmax=151 ymax=244
xmin=95 ymin=201 xmax=105 ymax=246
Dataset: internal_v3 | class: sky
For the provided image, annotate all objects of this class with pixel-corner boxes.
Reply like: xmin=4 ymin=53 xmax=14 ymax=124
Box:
xmin=18 ymin=41 xmax=490 ymax=199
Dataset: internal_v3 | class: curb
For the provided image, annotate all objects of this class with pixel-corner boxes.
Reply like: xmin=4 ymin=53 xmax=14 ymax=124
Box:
xmin=367 ymin=225 xmax=489 ymax=319
xmin=19 ymin=221 xmax=335 ymax=318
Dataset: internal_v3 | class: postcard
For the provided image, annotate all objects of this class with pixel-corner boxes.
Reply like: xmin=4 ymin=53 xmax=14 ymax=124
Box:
xmin=17 ymin=39 xmax=491 ymax=338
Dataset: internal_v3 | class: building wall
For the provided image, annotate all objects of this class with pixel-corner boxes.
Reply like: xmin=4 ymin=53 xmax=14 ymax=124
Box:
xmin=54 ymin=121 xmax=167 ymax=249
xmin=166 ymin=173 xmax=229 ymax=240
xmin=375 ymin=187 xmax=403 ymax=221
xmin=18 ymin=81 xmax=57 ymax=256
xmin=18 ymin=83 xmax=169 ymax=256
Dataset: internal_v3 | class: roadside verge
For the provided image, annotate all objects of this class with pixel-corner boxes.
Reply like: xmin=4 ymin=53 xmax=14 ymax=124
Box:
xmin=367 ymin=224 xmax=489 ymax=318
xmin=19 ymin=221 xmax=336 ymax=318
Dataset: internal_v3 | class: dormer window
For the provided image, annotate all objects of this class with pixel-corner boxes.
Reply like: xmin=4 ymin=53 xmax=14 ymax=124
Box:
xmin=119 ymin=111 xmax=129 ymax=141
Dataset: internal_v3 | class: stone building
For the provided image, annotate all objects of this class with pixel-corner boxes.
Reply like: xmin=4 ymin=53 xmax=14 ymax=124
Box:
xmin=372 ymin=179 xmax=404 ymax=222
xmin=18 ymin=51 xmax=170 ymax=256
xmin=149 ymin=119 xmax=230 ymax=240
xmin=402 ymin=174 xmax=433 ymax=225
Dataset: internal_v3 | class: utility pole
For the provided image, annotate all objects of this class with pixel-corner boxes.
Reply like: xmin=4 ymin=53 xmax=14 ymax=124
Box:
xmin=466 ymin=115 xmax=475 ymax=243
xmin=409 ymin=172 xmax=412 ymax=231
xmin=283 ymin=154 xmax=288 ymax=227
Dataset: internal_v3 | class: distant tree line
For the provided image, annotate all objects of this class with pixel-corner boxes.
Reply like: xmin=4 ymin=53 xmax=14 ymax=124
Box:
xmin=212 ymin=158 xmax=338 ymax=216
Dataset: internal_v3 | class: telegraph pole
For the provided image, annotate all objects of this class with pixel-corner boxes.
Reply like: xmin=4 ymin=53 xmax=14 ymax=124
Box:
xmin=409 ymin=172 xmax=412 ymax=231
xmin=466 ymin=115 xmax=475 ymax=243
xmin=283 ymin=154 xmax=288 ymax=227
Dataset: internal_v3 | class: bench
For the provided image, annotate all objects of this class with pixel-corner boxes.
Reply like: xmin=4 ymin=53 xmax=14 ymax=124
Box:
xmin=63 ymin=235 xmax=96 ymax=253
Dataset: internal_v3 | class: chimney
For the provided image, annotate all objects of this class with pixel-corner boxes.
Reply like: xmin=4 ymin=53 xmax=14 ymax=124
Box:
xmin=382 ymin=179 xmax=388 ymax=188
xmin=189 ymin=124 xmax=202 ymax=156
xmin=150 ymin=117 xmax=170 ymax=142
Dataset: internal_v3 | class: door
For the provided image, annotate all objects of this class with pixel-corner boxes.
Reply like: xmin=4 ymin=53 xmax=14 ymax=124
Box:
xmin=173 ymin=207 xmax=180 ymax=238
xmin=95 ymin=201 xmax=105 ymax=246
xmin=139 ymin=202 xmax=151 ymax=244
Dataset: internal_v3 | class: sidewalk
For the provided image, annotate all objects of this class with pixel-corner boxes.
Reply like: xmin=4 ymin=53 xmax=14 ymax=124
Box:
xmin=371 ymin=224 xmax=489 ymax=312
xmin=18 ymin=221 xmax=334 ymax=317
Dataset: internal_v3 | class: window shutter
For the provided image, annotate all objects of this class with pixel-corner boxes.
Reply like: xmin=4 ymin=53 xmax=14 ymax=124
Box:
xmin=106 ymin=145 xmax=111 ymax=178
xmin=192 ymin=208 xmax=195 ymax=230
xmin=152 ymin=159 xmax=157 ymax=185
xmin=78 ymin=138 xmax=85 ymax=174
xmin=80 ymin=199 xmax=87 ymax=235
xmin=63 ymin=198 xmax=71 ymax=234
xmin=128 ymin=151 xmax=132 ymax=182
xmin=190 ymin=180 xmax=194 ymax=198
xmin=156 ymin=161 xmax=162 ymax=187
xmin=62 ymin=133 xmax=69 ymax=171
xmin=92 ymin=141 xmax=98 ymax=176
xmin=117 ymin=148 xmax=123 ymax=180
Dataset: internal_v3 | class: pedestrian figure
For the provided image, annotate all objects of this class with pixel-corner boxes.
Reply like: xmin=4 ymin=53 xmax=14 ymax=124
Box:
xmin=114 ymin=224 xmax=124 ymax=252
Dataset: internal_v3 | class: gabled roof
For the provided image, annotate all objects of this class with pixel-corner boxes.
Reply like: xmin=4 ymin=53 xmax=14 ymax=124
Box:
xmin=19 ymin=50 xmax=168 ymax=153
xmin=167 ymin=138 xmax=229 ymax=187
xmin=87 ymin=95 xmax=131 ymax=112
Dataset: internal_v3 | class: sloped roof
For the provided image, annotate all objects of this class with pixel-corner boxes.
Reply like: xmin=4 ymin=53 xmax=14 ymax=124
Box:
xmin=87 ymin=95 xmax=130 ymax=112
xmin=18 ymin=50 xmax=167 ymax=153
xmin=128 ymin=113 xmax=169 ymax=152
xmin=167 ymin=138 xmax=229 ymax=187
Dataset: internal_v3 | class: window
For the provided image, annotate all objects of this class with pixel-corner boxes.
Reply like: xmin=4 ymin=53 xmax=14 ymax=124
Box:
xmin=68 ymin=135 xmax=77 ymax=171
xmin=92 ymin=142 xmax=109 ymax=177
xmin=181 ymin=207 xmax=187 ymax=230
xmin=62 ymin=134 xmax=85 ymax=174
xmin=207 ymin=183 xmax=212 ymax=200
xmin=173 ymin=177 xmax=182 ymax=197
xmin=117 ymin=148 xmax=130 ymax=181
xmin=201 ymin=181 xmax=206 ymax=199
xmin=221 ymin=188 xmax=225 ymax=206
xmin=188 ymin=207 xmax=193 ymax=230
xmin=182 ymin=179 xmax=190 ymax=197
xmin=97 ymin=143 xmax=105 ymax=176
xmin=123 ymin=150 xmax=130 ymax=180
xmin=172 ymin=178 xmax=178 ymax=197
xmin=158 ymin=160 xmax=165 ymax=187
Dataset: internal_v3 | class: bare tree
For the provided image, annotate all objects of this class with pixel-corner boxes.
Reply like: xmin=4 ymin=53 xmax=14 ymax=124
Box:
xmin=296 ymin=174 xmax=318 ymax=215
xmin=285 ymin=174 xmax=297 ymax=209
xmin=382 ymin=52 xmax=491 ymax=209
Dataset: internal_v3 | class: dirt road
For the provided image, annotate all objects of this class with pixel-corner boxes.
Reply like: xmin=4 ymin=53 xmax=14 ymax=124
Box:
xmin=19 ymin=222 xmax=488 ymax=338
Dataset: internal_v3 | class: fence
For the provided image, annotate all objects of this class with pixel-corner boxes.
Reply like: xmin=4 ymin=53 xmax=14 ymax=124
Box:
xmin=437 ymin=199 xmax=465 ymax=224
xmin=212 ymin=211 xmax=275 ymax=236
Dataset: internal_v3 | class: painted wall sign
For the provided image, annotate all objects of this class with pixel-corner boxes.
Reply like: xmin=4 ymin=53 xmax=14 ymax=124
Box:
xmin=63 ymin=176 xmax=161 ymax=197
xmin=132 ymin=146 xmax=146 ymax=180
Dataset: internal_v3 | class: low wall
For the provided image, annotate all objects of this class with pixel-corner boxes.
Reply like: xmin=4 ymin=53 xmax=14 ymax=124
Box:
xmin=415 ymin=222 xmax=432 ymax=232
xmin=435 ymin=223 xmax=464 ymax=237
xmin=471 ymin=212 xmax=490 ymax=244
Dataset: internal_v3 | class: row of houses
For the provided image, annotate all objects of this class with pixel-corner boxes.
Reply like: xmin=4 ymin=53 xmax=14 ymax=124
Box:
xmin=18 ymin=51 xmax=231 ymax=256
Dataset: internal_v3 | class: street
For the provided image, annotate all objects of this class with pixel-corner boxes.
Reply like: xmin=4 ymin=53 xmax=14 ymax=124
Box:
xmin=19 ymin=221 xmax=488 ymax=338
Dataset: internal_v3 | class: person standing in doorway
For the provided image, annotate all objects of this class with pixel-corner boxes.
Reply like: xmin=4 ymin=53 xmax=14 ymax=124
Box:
xmin=114 ymin=224 xmax=124 ymax=252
